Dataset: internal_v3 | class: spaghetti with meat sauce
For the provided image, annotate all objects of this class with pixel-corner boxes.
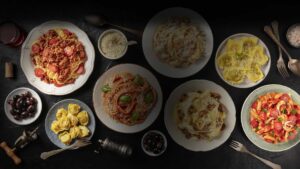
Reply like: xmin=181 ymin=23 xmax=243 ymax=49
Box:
xmin=30 ymin=28 xmax=86 ymax=87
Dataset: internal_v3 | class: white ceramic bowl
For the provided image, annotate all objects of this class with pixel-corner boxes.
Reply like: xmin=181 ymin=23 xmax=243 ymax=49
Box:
xmin=4 ymin=87 xmax=42 ymax=125
xmin=141 ymin=130 xmax=167 ymax=156
xmin=21 ymin=20 xmax=95 ymax=95
xmin=98 ymin=29 xmax=128 ymax=60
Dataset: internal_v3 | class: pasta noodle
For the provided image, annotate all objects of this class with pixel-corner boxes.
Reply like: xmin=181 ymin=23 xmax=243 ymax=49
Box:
xmin=101 ymin=72 xmax=157 ymax=126
xmin=30 ymin=28 xmax=86 ymax=87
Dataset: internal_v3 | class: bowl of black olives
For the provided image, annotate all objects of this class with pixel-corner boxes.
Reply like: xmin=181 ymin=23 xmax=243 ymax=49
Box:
xmin=4 ymin=87 xmax=42 ymax=125
xmin=141 ymin=130 xmax=167 ymax=156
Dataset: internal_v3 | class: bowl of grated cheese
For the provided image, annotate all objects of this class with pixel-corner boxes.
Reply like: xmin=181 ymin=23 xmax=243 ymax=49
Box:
xmin=98 ymin=29 xmax=136 ymax=60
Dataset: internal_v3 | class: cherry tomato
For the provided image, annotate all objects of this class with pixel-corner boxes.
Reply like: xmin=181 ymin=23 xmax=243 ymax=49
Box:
xmin=49 ymin=38 xmax=58 ymax=45
xmin=31 ymin=44 xmax=40 ymax=54
xmin=34 ymin=68 xmax=44 ymax=77
xmin=250 ymin=119 xmax=258 ymax=128
xmin=274 ymin=122 xmax=283 ymax=131
xmin=48 ymin=64 xmax=58 ymax=73
xmin=270 ymin=109 xmax=279 ymax=118
xmin=251 ymin=101 xmax=258 ymax=109
xmin=76 ymin=64 xmax=85 ymax=74
xmin=288 ymin=115 xmax=297 ymax=124
xmin=280 ymin=94 xmax=291 ymax=102
xmin=259 ymin=112 xmax=267 ymax=121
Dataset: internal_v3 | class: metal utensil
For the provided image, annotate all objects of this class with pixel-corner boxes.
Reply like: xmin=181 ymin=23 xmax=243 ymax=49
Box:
xmin=40 ymin=139 xmax=91 ymax=160
xmin=84 ymin=15 xmax=143 ymax=37
xmin=230 ymin=140 xmax=281 ymax=169
xmin=95 ymin=138 xmax=132 ymax=156
xmin=264 ymin=25 xmax=300 ymax=76
xmin=0 ymin=126 xmax=39 ymax=165
xmin=271 ymin=21 xmax=289 ymax=78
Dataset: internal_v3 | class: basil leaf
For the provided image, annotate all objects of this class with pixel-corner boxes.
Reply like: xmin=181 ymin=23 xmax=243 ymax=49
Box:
xmin=101 ymin=85 xmax=111 ymax=93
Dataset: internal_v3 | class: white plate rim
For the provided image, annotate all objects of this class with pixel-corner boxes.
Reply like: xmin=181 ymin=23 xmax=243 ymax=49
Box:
xmin=92 ymin=63 xmax=163 ymax=133
xmin=215 ymin=33 xmax=271 ymax=88
xmin=142 ymin=7 xmax=214 ymax=78
xmin=164 ymin=79 xmax=236 ymax=151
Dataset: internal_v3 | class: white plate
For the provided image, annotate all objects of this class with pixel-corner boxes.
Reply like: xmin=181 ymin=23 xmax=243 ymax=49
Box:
xmin=93 ymin=64 xmax=163 ymax=133
xmin=4 ymin=87 xmax=42 ymax=125
xmin=142 ymin=7 xmax=213 ymax=78
xmin=21 ymin=20 xmax=95 ymax=95
xmin=164 ymin=80 xmax=236 ymax=151
xmin=215 ymin=33 xmax=271 ymax=88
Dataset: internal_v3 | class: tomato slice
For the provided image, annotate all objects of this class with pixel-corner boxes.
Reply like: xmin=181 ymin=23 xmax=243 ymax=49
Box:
xmin=76 ymin=64 xmax=85 ymax=74
xmin=274 ymin=122 xmax=283 ymax=131
xmin=48 ymin=64 xmax=58 ymax=73
xmin=251 ymin=101 xmax=258 ymax=109
xmin=259 ymin=112 xmax=267 ymax=121
xmin=31 ymin=44 xmax=40 ymax=54
xmin=288 ymin=115 xmax=297 ymax=124
xmin=280 ymin=94 xmax=291 ymax=102
xmin=250 ymin=119 xmax=258 ymax=128
xmin=34 ymin=68 xmax=44 ymax=78
xmin=270 ymin=109 xmax=279 ymax=118
xmin=49 ymin=38 xmax=58 ymax=45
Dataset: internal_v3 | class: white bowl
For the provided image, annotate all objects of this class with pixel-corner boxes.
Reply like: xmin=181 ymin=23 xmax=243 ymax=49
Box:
xmin=97 ymin=29 xmax=128 ymax=60
xmin=215 ymin=33 xmax=271 ymax=88
xmin=164 ymin=80 xmax=236 ymax=151
xmin=4 ymin=87 xmax=42 ymax=125
xmin=141 ymin=130 xmax=167 ymax=156
xmin=142 ymin=7 xmax=213 ymax=78
xmin=21 ymin=20 xmax=95 ymax=95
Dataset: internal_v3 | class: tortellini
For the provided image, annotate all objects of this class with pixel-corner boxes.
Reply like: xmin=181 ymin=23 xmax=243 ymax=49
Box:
xmin=50 ymin=103 xmax=90 ymax=145
xmin=217 ymin=36 xmax=269 ymax=84
xmin=77 ymin=111 xmax=89 ymax=126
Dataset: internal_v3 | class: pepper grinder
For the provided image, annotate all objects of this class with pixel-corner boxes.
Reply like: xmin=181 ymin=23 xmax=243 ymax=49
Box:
xmin=95 ymin=138 xmax=132 ymax=156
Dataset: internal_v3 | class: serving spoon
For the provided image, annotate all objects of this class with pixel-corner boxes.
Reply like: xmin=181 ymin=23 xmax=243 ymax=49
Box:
xmin=264 ymin=25 xmax=300 ymax=77
xmin=84 ymin=15 xmax=143 ymax=37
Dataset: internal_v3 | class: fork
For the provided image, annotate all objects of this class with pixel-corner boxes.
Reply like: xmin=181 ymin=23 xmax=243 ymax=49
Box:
xmin=271 ymin=20 xmax=289 ymax=78
xmin=40 ymin=139 xmax=91 ymax=160
xmin=229 ymin=140 xmax=282 ymax=169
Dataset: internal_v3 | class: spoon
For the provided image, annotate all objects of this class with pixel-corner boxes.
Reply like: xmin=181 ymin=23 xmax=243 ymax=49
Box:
xmin=264 ymin=25 xmax=300 ymax=76
xmin=84 ymin=15 xmax=143 ymax=37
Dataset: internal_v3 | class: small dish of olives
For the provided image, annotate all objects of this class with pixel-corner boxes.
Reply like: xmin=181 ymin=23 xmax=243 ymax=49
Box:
xmin=4 ymin=87 xmax=42 ymax=125
xmin=141 ymin=130 xmax=167 ymax=156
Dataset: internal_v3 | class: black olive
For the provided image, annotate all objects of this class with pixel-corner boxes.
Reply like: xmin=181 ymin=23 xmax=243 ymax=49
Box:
xmin=25 ymin=91 xmax=31 ymax=97
xmin=15 ymin=102 xmax=21 ymax=109
xmin=21 ymin=111 xmax=27 ymax=118
xmin=13 ymin=95 xmax=20 ymax=101
xmin=14 ymin=115 xmax=20 ymax=120
xmin=27 ymin=105 xmax=35 ymax=113
xmin=29 ymin=97 xmax=36 ymax=104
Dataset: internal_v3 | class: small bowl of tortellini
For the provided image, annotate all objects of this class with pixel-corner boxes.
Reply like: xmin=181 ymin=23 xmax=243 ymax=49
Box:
xmin=45 ymin=99 xmax=96 ymax=148
xmin=215 ymin=33 xmax=271 ymax=88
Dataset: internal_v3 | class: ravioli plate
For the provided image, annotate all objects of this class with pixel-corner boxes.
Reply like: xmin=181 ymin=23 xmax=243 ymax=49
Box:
xmin=215 ymin=33 xmax=271 ymax=88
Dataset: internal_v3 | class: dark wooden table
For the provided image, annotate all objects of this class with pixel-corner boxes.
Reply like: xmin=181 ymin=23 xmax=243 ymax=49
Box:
xmin=1 ymin=2 xmax=300 ymax=169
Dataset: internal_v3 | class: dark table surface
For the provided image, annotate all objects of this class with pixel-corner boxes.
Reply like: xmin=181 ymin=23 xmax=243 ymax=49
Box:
xmin=1 ymin=2 xmax=300 ymax=169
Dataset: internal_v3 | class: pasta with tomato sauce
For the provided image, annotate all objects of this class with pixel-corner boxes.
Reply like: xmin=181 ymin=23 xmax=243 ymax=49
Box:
xmin=101 ymin=72 xmax=157 ymax=126
xmin=30 ymin=28 xmax=86 ymax=87
xmin=250 ymin=92 xmax=300 ymax=144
